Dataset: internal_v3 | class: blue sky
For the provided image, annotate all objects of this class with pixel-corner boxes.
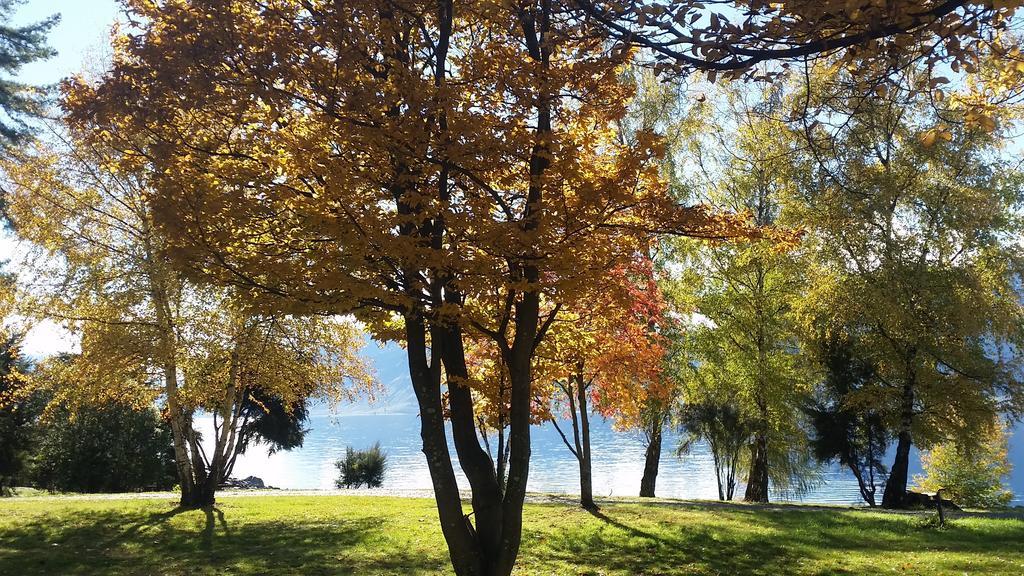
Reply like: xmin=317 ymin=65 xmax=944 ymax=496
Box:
xmin=1 ymin=2 xmax=120 ymax=356
xmin=14 ymin=0 xmax=121 ymax=86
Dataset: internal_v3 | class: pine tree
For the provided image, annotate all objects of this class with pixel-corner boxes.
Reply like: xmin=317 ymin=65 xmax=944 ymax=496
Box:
xmin=0 ymin=0 xmax=56 ymax=147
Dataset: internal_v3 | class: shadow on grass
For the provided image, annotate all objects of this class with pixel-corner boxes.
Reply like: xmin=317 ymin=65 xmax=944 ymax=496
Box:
xmin=0 ymin=502 xmax=442 ymax=576
xmin=520 ymin=502 xmax=1024 ymax=575
xmin=3 ymin=498 xmax=1022 ymax=575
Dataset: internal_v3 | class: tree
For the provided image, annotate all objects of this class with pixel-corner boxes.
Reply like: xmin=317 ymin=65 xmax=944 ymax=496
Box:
xmin=676 ymin=400 xmax=752 ymax=501
xmin=232 ymin=386 xmax=311 ymax=467
xmin=29 ymin=377 xmax=177 ymax=494
xmin=2 ymin=128 xmax=373 ymax=507
xmin=539 ymin=255 xmax=668 ymax=509
xmin=803 ymin=333 xmax=890 ymax=506
xmin=60 ymin=2 xmax=754 ymax=573
xmin=914 ymin=420 xmax=1014 ymax=508
xmin=335 ymin=442 xmax=388 ymax=489
xmin=787 ymin=66 xmax=1024 ymax=508
xmin=574 ymin=1 xmax=1024 ymax=84
xmin=0 ymin=0 xmax=57 ymax=150
xmin=0 ymin=330 xmax=33 ymax=495
xmin=669 ymin=87 xmax=817 ymax=503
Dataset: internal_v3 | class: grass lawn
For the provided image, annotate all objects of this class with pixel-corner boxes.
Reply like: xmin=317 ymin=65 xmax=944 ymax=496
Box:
xmin=1 ymin=494 xmax=1023 ymax=575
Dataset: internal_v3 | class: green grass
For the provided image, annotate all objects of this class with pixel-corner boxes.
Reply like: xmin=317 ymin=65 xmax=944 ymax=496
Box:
xmin=1 ymin=495 xmax=1022 ymax=575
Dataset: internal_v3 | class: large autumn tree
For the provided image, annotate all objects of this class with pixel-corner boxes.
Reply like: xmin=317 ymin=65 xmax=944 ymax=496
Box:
xmin=2 ymin=128 xmax=373 ymax=507
xmin=60 ymin=1 xmax=1023 ymax=574
xmin=61 ymin=2 xmax=743 ymax=574
xmin=786 ymin=66 xmax=1024 ymax=508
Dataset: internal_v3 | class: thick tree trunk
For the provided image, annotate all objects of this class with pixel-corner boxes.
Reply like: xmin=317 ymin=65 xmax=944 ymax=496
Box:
xmin=492 ymin=290 xmax=540 ymax=576
xmin=882 ymin=376 xmax=916 ymax=508
xmin=406 ymin=315 xmax=484 ymax=576
xmin=882 ymin=430 xmax=913 ymax=508
xmin=162 ymin=363 xmax=199 ymax=508
xmin=441 ymin=323 xmax=506 ymax=574
xmin=744 ymin=431 xmax=770 ymax=503
xmin=639 ymin=412 xmax=663 ymax=498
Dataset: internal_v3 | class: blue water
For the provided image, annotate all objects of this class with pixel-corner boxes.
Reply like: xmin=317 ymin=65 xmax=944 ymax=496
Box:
xmin=219 ymin=414 xmax=852 ymax=502
xmin=210 ymin=343 xmax=1024 ymax=506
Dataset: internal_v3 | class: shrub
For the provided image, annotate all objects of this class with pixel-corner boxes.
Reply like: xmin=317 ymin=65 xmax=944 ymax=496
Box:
xmin=335 ymin=442 xmax=387 ymax=488
xmin=31 ymin=403 xmax=177 ymax=493
xmin=913 ymin=422 xmax=1014 ymax=509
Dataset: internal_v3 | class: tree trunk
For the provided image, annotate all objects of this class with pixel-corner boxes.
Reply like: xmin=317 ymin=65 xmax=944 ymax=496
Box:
xmin=882 ymin=430 xmax=912 ymax=508
xmin=847 ymin=458 xmax=876 ymax=507
xmin=405 ymin=314 xmax=484 ymax=576
xmin=575 ymin=376 xmax=596 ymax=511
xmin=441 ymin=322 xmax=506 ymax=574
xmin=162 ymin=363 xmax=201 ymax=508
xmin=639 ymin=412 xmax=663 ymax=498
xmin=744 ymin=431 xmax=770 ymax=503
xmin=882 ymin=378 xmax=915 ymax=508
xmin=712 ymin=451 xmax=724 ymax=501
xmin=491 ymin=289 xmax=540 ymax=576
xmin=726 ymin=452 xmax=738 ymax=500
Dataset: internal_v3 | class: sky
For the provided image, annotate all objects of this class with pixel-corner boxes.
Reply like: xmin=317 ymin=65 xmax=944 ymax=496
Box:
xmin=1 ymin=0 xmax=122 ymax=357
xmin=14 ymin=1 xmax=121 ymax=86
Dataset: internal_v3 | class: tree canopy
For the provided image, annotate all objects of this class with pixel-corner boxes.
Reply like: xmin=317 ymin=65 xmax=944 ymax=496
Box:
xmin=2 ymin=0 xmax=1022 ymax=573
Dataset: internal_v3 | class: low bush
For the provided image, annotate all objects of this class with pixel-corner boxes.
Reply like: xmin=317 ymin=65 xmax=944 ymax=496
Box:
xmin=335 ymin=442 xmax=387 ymax=489
xmin=914 ymin=422 xmax=1014 ymax=508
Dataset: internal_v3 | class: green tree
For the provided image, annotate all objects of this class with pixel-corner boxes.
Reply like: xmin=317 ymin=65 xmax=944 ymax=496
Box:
xmin=0 ymin=330 xmax=34 ymax=494
xmin=676 ymin=400 xmax=752 ymax=501
xmin=30 ymin=399 xmax=177 ymax=493
xmin=0 ymin=0 xmax=56 ymax=149
xmin=670 ymin=87 xmax=817 ymax=503
xmin=787 ymin=67 xmax=1024 ymax=508
xmin=914 ymin=421 xmax=1014 ymax=508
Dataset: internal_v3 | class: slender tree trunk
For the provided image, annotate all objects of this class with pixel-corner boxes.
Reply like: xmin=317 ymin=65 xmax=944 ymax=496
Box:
xmin=882 ymin=382 xmax=915 ymax=508
xmin=726 ymin=452 xmax=738 ymax=500
xmin=714 ymin=459 xmax=724 ymax=500
xmin=847 ymin=457 xmax=876 ymax=507
xmin=163 ymin=365 xmax=197 ymax=507
xmin=575 ymin=376 xmax=596 ymax=511
xmin=639 ymin=411 xmax=663 ymax=498
xmin=744 ymin=431 xmax=770 ymax=503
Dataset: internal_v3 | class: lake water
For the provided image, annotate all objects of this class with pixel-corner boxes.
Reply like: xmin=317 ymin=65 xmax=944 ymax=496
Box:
xmin=203 ymin=343 xmax=1024 ymax=506
xmin=213 ymin=413 xmax=1023 ymax=506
